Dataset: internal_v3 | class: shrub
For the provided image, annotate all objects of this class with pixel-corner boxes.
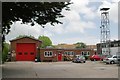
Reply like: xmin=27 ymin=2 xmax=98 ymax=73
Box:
xmin=2 ymin=43 xmax=10 ymax=63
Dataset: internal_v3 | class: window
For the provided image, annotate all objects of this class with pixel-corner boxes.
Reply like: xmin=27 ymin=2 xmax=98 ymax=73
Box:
xmin=45 ymin=52 xmax=47 ymax=55
xmin=30 ymin=52 xmax=34 ymax=55
xmin=18 ymin=52 xmax=22 ymax=55
xmin=114 ymin=43 xmax=118 ymax=47
xmin=84 ymin=52 xmax=87 ymax=56
xmin=64 ymin=51 xmax=74 ymax=56
xmin=24 ymin=52 xmax=28 ymax=55
xmin=68 ymin=52 xmax=70 ymax=55
xmin=113 ymin=56 xmax=117 ymax=58
xmin=64 ymin=52 xmax=67 ymax=55
xmin=50 ymin=52 xmax=52 ymax=55
xmin=81 ymin=51 xmax=90 ymax=56
xmin=87 ymin=51 xmax=90 ymax=56
xmin=118 ymin=44 xmax=120 ymax=47
xmin=81 ymin=52 xmax=84 ymax=55
xmin=44 ymin=51 xmax=53 ymax=57
xmin=71 ymin=51 xmax=74 ymax=55
xmin=111 ymin=44 xmax=114 ymax=47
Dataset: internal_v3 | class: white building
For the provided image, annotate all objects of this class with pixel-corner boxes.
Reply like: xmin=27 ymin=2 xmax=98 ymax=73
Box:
xmin=97 ymin=40 xmax=120 ymax=55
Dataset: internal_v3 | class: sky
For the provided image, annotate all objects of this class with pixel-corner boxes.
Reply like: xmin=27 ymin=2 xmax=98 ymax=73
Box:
xmin=6 ymin=0 xmax=119 ymax=45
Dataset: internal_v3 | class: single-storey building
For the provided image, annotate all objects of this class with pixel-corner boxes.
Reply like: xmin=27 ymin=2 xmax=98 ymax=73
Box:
xmin=10 ymin=37 xmax=96 ymax=62
xmin=97 ymin=40 xmax=120 ymax=55
xmin=10 ymin=37 xmax=42 ymax=61
xmin=40 ymin=48 xmax=95 ymax=62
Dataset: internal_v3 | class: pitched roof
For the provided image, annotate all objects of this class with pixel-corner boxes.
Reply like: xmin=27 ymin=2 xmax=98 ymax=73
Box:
xmin=54 ymin=44 xmax=97 ymax=49
xmin=9 ymin=36 xmax=42 ymax=42
xmin=54 ymin=44 xmax=76 ymax=49
xmin=86 ymin=45 xmax=97 ymax=49
xmin=40 ymin=48 xmax=93 ymax=51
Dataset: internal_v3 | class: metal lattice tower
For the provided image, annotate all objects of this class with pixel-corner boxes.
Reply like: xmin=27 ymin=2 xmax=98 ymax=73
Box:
xmin=100 ymin=8 xmax=111 ymax=56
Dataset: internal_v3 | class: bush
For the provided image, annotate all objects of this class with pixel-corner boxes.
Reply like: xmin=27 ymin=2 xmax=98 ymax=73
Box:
xmin=2 ymin=43 xmax=10 ymax=63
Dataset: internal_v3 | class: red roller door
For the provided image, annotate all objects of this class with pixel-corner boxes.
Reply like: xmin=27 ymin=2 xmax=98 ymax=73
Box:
xmin=16 ymin=43 xmax=36 ymax=61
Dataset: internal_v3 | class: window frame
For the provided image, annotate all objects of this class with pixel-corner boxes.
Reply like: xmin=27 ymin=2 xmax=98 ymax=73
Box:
xmin=87 ymin=51 xmax=90 ymax=56
xmin=44 ymin=51 xmax=53 ymax=57
xmin=81 ymin=51 xmax=84 ymax=55
xmin=113 ymin=56 xmax=117 ymax=58
xmin=64 ymin=51 xmax=74 ymax=56
xmin=81 ymin=51 xmax=90 ymax=56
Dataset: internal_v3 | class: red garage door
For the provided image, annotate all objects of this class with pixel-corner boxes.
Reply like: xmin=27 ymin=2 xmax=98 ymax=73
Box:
xmin=16 ymin=43 xmax=36 ymax=61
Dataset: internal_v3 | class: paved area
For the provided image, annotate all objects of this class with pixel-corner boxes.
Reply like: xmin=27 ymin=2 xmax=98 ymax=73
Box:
xmin=0 ymin=65 xmax=2 ymax=80
xmin=2 ymin=61 xmax=118 ymax=78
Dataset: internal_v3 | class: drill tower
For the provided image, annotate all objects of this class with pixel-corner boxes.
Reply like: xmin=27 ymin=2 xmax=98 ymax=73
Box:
xmin=100 ymin=8 xmax=111 ymax=55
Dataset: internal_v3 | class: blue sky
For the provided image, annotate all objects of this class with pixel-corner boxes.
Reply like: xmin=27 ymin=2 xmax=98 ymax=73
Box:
xmin=6 ymin=0 xmax=118 ymax=45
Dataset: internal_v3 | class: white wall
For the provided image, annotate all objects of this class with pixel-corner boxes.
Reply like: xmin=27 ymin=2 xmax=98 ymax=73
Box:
xmin=110 ymin=47 xmax=119 ymax=55
xmin=102 ymin=47 xmax=119 ymax=55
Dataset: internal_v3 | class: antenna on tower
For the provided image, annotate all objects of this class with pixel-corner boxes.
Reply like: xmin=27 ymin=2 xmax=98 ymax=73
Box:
xmin=100 ymin=8 xmax=111 ymax=56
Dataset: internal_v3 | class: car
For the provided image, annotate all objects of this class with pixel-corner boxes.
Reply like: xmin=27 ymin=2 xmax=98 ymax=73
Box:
xmin=116 ymin=52 xmax=120 ymax=66
xmin=90 ymin=54 xmax=102 ymax=61
xmin=103 ymin=55 xmax=118 ymax=64
xmin=117 ymin=55 xmax=120 ymax=66
xmin=99 ymin=55 xmax=108 ymax=61
xmin=72 ymin=55 xmax=86 ymax=63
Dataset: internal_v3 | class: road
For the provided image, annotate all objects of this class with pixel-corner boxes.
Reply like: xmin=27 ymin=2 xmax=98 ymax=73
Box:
xmin=2 ymin=61 xmax=118 ymax=78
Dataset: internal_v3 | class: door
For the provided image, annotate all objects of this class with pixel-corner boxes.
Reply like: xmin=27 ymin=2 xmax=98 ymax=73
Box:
xmin=58 ymin=52 xmax=62 ymax=61
xmin=16 ymin=43 xmax=36 ymax=61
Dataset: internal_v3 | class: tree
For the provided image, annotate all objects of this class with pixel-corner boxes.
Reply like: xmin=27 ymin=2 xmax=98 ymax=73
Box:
xmin=2 ymin=42 xmax=10 ymax=63
xmin=16 ymin=35 xmax=35 ymax=39
xmin=75 ymin=42 xmax=86 ymax=49
xmin=38 ymin=36 xmax=52 ymax=48
xmin=2 ymin=2 xmax=71 ymax=44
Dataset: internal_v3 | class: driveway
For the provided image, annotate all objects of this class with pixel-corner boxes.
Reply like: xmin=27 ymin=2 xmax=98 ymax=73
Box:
xmin=2 ymin=61 xmax=118 ymax=78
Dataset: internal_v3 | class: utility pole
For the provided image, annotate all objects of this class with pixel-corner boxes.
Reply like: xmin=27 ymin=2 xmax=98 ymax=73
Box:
xmin=100 ymin=8 xmax=111 ymax=56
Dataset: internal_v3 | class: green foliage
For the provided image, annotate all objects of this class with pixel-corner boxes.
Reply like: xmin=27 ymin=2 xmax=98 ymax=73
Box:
xmin=2 ymin=2 xmax=71 ymax=49
xmin=2 ymin=42 xmax=10 ymax=63
xmin=16 ymin=35 xmax=35 ymax=39
xmin=38 ymin=36 xmax=52 ymax=48
xmin=75 ymin=42 xmax=86 ymax=49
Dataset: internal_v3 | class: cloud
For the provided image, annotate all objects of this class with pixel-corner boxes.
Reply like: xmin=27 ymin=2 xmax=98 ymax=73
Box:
xmin=70 ymin=0 xmax=97 ymax=20
xmin=88 ymin=0 xmax=119 ymax=2
xmin=51 ymin=34 xmax=100 ymax=45
xmin=6 ymin=21 xmax=44 ymax=42
xmin=47 ymin=0 xmax=97 ymax=34
xmin=97 ymin=1 xmax=118 ymax=23
xmin=5 ymin=1 xmax=118 ymax=45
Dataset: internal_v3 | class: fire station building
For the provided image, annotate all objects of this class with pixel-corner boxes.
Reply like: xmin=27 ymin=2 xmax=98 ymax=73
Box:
xmin=10 ymin=37 xmax=42 ymax=61
xmin=10 ymin=37 xmax=96 ymax=61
